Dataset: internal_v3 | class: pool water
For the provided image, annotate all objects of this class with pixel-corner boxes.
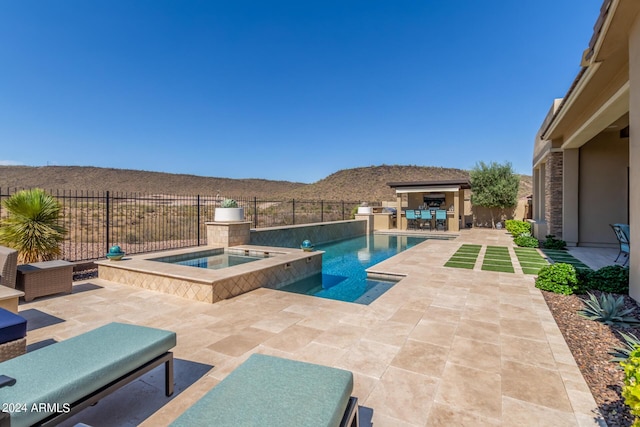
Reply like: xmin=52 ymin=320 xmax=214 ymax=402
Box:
xmin=152 ymin=249 xmax=270 ymax=270
xmin=175 ymin=253 xmax=264 ymax=270
xmin=276 ymin=234 xmax=429 ymax=304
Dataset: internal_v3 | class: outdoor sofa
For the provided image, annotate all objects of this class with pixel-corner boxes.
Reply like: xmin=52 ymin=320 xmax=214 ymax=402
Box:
xmin=170 ymin=353 xmax=359 ymax=427
xmin=0 ymin=322 xmax=176 ymax=427
xmin=0 ymin=246 xmax=17 ymax=289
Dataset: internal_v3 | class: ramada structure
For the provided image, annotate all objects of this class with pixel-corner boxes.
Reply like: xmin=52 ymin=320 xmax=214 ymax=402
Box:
xmin=531 ymin=0 xmax=640 ymax=299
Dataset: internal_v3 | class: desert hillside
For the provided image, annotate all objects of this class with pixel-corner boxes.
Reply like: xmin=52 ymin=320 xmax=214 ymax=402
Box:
xmin=0 ymin=165 xmax=532 ymax=202
xmin=0 ymin=166 xmax=304 ymax=199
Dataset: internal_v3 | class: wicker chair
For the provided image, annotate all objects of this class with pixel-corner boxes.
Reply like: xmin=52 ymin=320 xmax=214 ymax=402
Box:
xmin=0 ymin=246 xmax=18 ymax=289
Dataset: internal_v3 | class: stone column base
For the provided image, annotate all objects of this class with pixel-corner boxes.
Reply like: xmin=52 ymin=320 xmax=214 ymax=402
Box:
xmin=354 ymin=214 xmax=374 ymax=233
xmin=206 ymin=221 xmax=251 ymax=247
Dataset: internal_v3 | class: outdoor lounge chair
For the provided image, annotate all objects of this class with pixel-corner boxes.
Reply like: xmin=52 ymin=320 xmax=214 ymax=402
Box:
xmin=610 ymin=223 xmax=630 ymax=266
xmin=0 ymin=246 xmax=18 ymax=289
xmin=170 ymin=353 xmax=359 ymax=427
xmin=0 ymin=322 xmax=176 ymax=427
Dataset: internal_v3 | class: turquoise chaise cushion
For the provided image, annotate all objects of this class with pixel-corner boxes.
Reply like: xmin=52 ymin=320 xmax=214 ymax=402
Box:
xmin=170 ymin=353 xmax=353 ymax=427
xmin=0 ymin=322 xmax=176 ymax=427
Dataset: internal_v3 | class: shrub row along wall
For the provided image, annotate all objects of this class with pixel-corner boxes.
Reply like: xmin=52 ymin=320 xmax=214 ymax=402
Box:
xmin=249 ymin=220 xmax=368 ymax=248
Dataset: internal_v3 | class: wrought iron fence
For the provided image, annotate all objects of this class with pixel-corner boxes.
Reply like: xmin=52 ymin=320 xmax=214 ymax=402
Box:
xmin=0 ymin=188 xmax=377 ymax=262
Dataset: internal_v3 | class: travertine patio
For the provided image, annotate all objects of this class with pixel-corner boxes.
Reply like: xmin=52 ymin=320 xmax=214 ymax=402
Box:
xmin=19 ymin=229 xmax=604 ymax=426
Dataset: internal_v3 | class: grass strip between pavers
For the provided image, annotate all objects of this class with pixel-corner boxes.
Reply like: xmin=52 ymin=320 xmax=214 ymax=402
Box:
xmin=456 ymin=249 xmax=481 ymax=254
xmin=519 ymin=261 xmax=549 ymax=268
xmin=449 ymin=256 xmax=478 ymax=262
xmin=516 ymin=255 xmax=546 ymax=261
xmin=482 ymin=260 xmax=514 ymax=267
xmin=445 ymin=261 xmax=475 ymax=269
xmin=542 ymin=255 xmax=591 ymax=271
xmin=481 ymin=264 xmax=515 ymax=273
xmin=484 ymin=254 xmax=511 ymax=262
xmin=514 ymin=248 xmax=548 ymax=274
xmin=460 ymin=244 xmax=482 ymax=248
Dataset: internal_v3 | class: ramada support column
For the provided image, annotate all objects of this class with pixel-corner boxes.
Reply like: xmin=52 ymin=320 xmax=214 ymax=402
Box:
xmin=628 ymin=14 xmax=640 ymax=302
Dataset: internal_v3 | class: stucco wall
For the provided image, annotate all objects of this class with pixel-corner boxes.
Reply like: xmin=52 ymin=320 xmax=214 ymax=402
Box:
xmin=579 ymin=131 xmax=629 ymax=245
xmin=629 ymin=13 xmax=640 ymax=302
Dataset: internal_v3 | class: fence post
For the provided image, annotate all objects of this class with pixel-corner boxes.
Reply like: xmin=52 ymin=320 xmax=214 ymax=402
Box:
xmin=292 ymin=199 xmax=295 ymax=225
xmin=105 ymin=191 xmax=110 ymax=255
xmin=197 ymin=195 xmax=201 ymax=246
xmin=253 ymin=197 xmax=258 ymax=228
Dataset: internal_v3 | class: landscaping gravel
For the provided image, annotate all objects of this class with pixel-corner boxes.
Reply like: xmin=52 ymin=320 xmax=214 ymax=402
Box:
xmin=543 ymin=290 xmax=640 ymax=427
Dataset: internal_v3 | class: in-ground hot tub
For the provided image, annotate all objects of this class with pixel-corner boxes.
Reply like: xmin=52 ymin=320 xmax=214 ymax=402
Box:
xmin=96 ymin=245 xmax=322 ymax=304
xmin=150 ymin=248 xmax=273 ymax=270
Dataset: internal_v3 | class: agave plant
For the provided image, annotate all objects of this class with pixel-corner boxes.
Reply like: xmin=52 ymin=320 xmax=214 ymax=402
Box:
xmin=610 ymin=331 xmax=640 ymax=364
xmin=578 ymin=292 xmax=640 ymax=328
xmin=0 ymin=188 xmax=67 ymax=263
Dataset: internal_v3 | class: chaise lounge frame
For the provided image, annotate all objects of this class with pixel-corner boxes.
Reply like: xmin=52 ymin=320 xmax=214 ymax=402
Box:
xmin=0 ymin=352 xmax=173 ymax=427
xmin=0 ymin=322 xmax=176 ymax=427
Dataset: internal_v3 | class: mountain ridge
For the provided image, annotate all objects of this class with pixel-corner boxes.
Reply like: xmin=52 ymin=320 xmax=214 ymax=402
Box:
xmin=0 ymin=165 xmax=532 ymax=202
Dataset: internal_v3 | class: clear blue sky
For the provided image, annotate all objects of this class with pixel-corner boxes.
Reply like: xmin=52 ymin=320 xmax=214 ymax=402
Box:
xmin=0 ymin=1 xmax=602 ymax=183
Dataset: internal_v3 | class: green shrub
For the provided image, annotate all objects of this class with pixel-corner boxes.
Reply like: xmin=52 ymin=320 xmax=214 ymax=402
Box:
xmin=542 ymin=235 xmax=566 ymax=250
xmin=535 ymin=263 xmax=578 ymax=295
xmin=575 ymin=269 xmax=595 ymax=294
xmin=505 ymin=220 xmax=531 ymax=237
xmin=578 ymin=292 xmax=639 ymax=327
xmin=350 ymin=206 xmax=359 ymax=219
xmin=592 ymin=266 xmax=629 ymax=294
xmin=577 ymin=265 xmax=629 ymax=294
xmin=622 ymin=347 xmax=640 ymax=425
xmin=513 ymin=233 xmax=539 ymax=248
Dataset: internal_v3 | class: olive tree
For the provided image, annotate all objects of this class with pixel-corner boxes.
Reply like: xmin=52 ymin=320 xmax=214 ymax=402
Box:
xmin=469 ymin=161 xmax=520 ymax=228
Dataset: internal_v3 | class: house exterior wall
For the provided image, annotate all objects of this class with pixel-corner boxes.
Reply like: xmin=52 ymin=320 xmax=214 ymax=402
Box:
xmin=578 ymin=132 xmax=629 ymax=246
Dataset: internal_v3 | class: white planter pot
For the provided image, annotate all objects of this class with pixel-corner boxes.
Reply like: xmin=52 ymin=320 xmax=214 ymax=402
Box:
xmin=214 ymin=207 xmax=245 ymax=222
xmin=357 ymin=207 xmax=373 ymax=214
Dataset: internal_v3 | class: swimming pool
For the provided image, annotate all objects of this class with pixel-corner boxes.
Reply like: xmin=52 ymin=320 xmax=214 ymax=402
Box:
xmin=274 ymin=234 xmax=430 ymax=304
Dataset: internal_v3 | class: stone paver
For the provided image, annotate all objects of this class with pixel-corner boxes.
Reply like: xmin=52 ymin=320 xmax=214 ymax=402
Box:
xmin=15 ymin=228 xmax=603 ymax=426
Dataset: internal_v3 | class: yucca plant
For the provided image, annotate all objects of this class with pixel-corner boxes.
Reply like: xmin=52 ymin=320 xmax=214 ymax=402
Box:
xmin=611 ymin=331 xmax=640 ymax=364
xmin=0 ymin=188 xmax=67 ymax=263
xmin=578 ymin=292 xmax=640 ymax=328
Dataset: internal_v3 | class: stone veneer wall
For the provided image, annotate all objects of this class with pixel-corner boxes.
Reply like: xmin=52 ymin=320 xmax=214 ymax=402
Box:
xmin=98 ymin=253 xmax=322 ymax=304
xmin=545 ymin=151 xmax=563 ymax=237
xmin=206 ymin=221 xmax=251 ymax=247
xmin=249 ymin=220 xmax=367 ymax=248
